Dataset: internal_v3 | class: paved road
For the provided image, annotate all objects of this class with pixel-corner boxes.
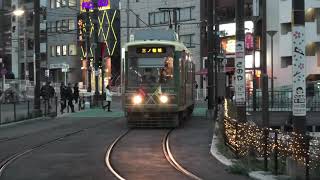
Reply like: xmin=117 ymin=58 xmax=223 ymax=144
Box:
xmin=0 ymin=100 xmax=248 ymax=180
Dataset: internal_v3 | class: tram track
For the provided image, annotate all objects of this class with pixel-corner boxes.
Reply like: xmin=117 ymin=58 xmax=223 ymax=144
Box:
xmin=0 ymin=121 xmax=111 ymax=177
xmin=105 ymin=129 xmax=202 ymax=180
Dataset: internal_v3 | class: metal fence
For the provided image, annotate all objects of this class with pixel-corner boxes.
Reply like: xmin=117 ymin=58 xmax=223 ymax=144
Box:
xmin=246 ymin=90 xmax=320 ymax=111
xmin=0 ymin=96 xmax=87 ymax=125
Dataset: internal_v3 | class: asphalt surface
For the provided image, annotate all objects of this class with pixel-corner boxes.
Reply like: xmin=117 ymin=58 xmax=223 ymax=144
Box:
xmin=0 ymin=99 xmax=249 ymax=180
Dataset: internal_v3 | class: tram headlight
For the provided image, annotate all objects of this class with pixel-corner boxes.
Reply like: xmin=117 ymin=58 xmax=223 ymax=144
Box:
xmin=159 ymin=95 xmax=169 ymax=104
xmin=132 ymin=95 xmax=143 ymax=105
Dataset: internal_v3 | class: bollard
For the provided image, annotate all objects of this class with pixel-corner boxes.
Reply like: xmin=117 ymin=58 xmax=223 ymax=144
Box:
xmin=55 ymin=97 xmax=58 ymax=117
xmin=305 ymin=135 xmax=310 ymax=180
xmin=274 ymin=130 xmax=278 ymax=175
xmin=27 ymin=100 xmax=30 ymax=118
xmin=0 ymin=103 xmax=2 ymax=125
xmin=13 ymin=102 xmax=16 ymax=122
xmin=263 ymin=128 xmax=269 ymax=171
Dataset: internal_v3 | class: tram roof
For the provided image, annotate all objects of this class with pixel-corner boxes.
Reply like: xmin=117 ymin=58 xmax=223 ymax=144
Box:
xmin=124 ymin=40 xmax=189 ymax=52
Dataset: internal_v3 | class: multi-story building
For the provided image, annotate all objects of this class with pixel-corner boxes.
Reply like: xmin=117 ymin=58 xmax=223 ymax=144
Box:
xmin=120 ymin=0 xmax=201 ymax=83
xmin=0 ymin=0 xmax=12 ymax=72
xmin=0 ymin=0 xmax=47 ymax=81
xmin=268 ymin=0 xmax=320 ymax=90
xmin=47 ymin=0 xmax=121 ymax=90
xmin=47 ymin=0 xmax=80 ymax=83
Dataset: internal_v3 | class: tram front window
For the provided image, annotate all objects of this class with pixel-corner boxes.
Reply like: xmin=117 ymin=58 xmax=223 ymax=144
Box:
xmin=128 ymin=56 xmax=174 ymax=86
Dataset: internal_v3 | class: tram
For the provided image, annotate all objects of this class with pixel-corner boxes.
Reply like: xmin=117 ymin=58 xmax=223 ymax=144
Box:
xmin=121 ymin=29 xmax=195 ymax=127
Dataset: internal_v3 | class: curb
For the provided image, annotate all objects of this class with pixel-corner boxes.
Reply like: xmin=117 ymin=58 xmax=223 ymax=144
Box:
xmin=209 ymin=104 xmax=279 ymax=180
xmin=0 ymin=116 xmax=52 ymax=129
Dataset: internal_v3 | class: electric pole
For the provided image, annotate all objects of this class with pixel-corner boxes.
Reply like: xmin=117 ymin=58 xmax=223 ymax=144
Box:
xmin=93 ymin=0 xmax=100 ymax=104
xmin=292 ymin=0 xmax=306 ymax=134
xmin=235 ymin=0 xmax=246 ymax=122
xmin=207 ymin=0 xmax=215 ymax=113
xmin=85 ymin=8 xmax=92 ymax=92
xmin=33 ymin=0 xmax=41 ymax=115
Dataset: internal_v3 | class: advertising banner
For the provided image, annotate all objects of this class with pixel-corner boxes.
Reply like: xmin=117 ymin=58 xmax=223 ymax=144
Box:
xmin=292 ymin=26 xmax=306 ymax=116
xmin=235 ymin=41 xmax=246 ymax=106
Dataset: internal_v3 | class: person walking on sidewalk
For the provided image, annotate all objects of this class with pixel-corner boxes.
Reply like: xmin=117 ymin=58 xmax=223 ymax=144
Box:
xmin=73 ymin=83 xmax=79 ymax=104
xmin=66 ymin=83 xmax=75 ymax=113
xmin=40 ymin=81 xmax=52 ymax=110
xmin=103 ymin=85 xmax=112 ymax=112
xmin=60 ymin=83 xmax=67 ymax=114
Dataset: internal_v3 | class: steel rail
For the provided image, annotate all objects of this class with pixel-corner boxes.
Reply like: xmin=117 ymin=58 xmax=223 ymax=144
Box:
xmin=162 ymin=129 xmax=202 ymax=180
xmin=0 ymin=121 xmax=110 ymax=177
xmin=105 ymin=130 xmax=130 ymax=180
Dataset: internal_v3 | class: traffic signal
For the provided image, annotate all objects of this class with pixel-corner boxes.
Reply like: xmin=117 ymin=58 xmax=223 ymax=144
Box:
xmin=98 ymin=57 xmax=102 ymax=68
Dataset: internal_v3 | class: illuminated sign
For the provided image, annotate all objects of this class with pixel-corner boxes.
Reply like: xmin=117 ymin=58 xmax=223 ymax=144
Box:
xmin=221 ymin=37 xmax=236 ymax=54
xmin=136 ymin=47 xmax=166 ymax=54
xmin=80 ymin=0 xmax=110 ymax=12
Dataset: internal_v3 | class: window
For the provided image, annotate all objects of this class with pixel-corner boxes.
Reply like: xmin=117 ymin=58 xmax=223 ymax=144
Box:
xmin=68 ymin=19 xmax=75 ymax=30
xmin=62 ymin=45 xmax=67 ymax=56
xmin=69 ymin=44 xmax=77 ymax=55
xmin=56 ymin=21 xmax=61 ymax=32
xmin=51 ymin=21 xmax=56 ymax=32
xmin=47 ymin=22 xmax=52 ymax=32
xmin=56 ymin=0 xmax=61 ymax=8
xmin=69 ymin=0 xmax=76 ymax=7
xmin=178 ymin=7 xmax=194 ymax=21
xmin=50 ymin=0 xmax=55 ymax=8
xmin=180 ymin=34 xmax=195 ymax=48
xmin=281 ymin=56 xmax=292 ymax=68
xmin=61 ymin=0 xmax=67 ymax=7
xmin=51 ymin=46 xmax=56 ymax=57
xmin=56 ymin=45 xmax=61 ymax=56
xmin=62 ymin=20 xmax=67 ymax=31
xmin=149 ymin=11 xmax=168 ymax=25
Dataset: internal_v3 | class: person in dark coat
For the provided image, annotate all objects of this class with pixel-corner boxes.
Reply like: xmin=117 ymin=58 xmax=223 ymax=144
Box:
xmin=73 ymin=83 xmax=79 ymax=104
xmin=66 ymin=83 xmax=75 ymax=112
xmin=41 ymin=81 xmax=52 ymax=109
xmin=60 ymin=82 xmax=67 ymax=114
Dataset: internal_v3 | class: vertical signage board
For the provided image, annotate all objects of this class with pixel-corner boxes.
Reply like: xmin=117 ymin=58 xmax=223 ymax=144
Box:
xmin=292 ymin=26 xmax=306 ymax=116
xmin=235 ymin=41 xmax=246 ymax=106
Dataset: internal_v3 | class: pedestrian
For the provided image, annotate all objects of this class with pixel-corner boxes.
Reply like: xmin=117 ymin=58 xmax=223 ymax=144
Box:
xmin=103 ymin=85 xmax=112 ymax=112
xmin=60 ymin=83 xmax=67 ymax=114
xmin=73 ymin=82 xmax=79 ymax=104
xmin=49 ymin=82 xmax=55 ymax=105
xmin=40 ymin=81 xmax=52 ymax=110
xmin=66 ymin=83 xmax=75 ymax=112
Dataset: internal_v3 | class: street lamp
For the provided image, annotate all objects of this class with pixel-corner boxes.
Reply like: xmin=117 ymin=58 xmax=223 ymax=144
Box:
xmin=12 ymin=9 xmax=25 ymax=16
xmin=267 ymin=30 xmax=277 ymax=108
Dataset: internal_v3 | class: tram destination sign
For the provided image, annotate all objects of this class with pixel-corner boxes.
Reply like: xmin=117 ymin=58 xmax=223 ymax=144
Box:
xmin=136 ymin=47 xmax=167 ymax=54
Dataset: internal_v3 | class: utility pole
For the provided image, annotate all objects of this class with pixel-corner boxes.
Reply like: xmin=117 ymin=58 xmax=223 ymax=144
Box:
xmin=23 ymin=13 xmax=28 ymax=82
xmin=126 ymin=0 xmax=130 ymax=42
xmin=207 ymin=0 xmax=215 ymax=113
xmin=235 ymin=0 xmax=246 ymax=122
xmin=85 ymin=8 xmax=91 ymax=92
xmin=261 ymin=0 xmax=269 ymax=171
xmin=292 ymin=0 xmax=306 ymax=134
xmin=267 ymin=30 xmax=277 ymax=108
xmin=93 ymin=0 xmax=100 ymax=104
xmin=33 ymin=0 xmax=41 ymax=116
xmin=214 ymin=22 xmax=220 ymax=113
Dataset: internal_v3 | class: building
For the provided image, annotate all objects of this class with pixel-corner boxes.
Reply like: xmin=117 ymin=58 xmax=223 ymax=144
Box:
xmin=268 ymin=0 xmax=320 ymax=91
xmin=47 ymin=0 xmax=80 ymax=84
xmin=47 ymin=0 xmax=120 ymax=91
xmin=0 ymin=0 xmax=47 ymax=81
xmin=0 ymin=0 xmax=12 ymax=72
xmin=77 ymin=0 xmax=121 ymax=89
xmin=120 ymin=0 xmax=201 ymax=83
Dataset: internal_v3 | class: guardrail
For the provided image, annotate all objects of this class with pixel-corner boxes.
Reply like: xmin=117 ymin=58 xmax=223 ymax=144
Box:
xmin=246 ymin=90 xmax=320 ymax=111
xmin=0 ymin=96 xmax=87 ymax=126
